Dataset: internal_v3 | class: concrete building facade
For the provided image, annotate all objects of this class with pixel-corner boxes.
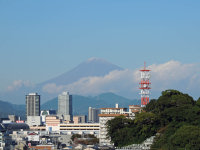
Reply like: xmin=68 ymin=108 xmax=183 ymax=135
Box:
xmin=46 ymin=116 xmax=60 ymax=132
xmin=129 ymin=105 xmax=142 ymax=113
xmin=98 ymin=104 xmax=138 ymax=146
xmin=73 ymin=115 xmax=87 ymax=124
xmin=88 ymin=107 xmax=100 ymax=123
xmin=30 ymin=123 xmax=100 ymax=136
xmin=58 ymin=92 xmax=72 ymax=122
xmin=40 ymin=110 xmax=57 ymax=125
xmin=26 ymin=93 xmax=40 ymax=117
xmin=27 ymin=116 xmax=41 ymax=126
xmin=99 ymin=105 xmax=129 ymax=146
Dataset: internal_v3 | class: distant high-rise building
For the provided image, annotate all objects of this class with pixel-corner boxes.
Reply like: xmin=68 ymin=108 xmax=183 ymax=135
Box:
xmin=26 ymin=93 xmax=41 ymax=126
xmin=88 ymin=107 xmax=100 ymax=123
xmin=58 ymin=91 xmax=73 ymax=121
xmin=26 ymin=93 xmax=40 ymax=117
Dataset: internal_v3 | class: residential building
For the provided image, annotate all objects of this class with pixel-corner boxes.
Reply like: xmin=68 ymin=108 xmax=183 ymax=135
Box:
xmin=98 ymin=104 xmax=129 ymax=146
xmin=58 ymin=92 xmax=73 ymax=122
xmin=129 ymin=105 xmax=142 ymax=113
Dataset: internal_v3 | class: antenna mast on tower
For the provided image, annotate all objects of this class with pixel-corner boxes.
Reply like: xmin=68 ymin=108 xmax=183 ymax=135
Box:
xmin=139 ymin=62 xmax=151 ymax=107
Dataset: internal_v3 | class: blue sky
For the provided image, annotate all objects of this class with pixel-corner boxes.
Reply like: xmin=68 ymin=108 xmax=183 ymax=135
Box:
xmin=0 ymin=1 xmax=200 ymax=95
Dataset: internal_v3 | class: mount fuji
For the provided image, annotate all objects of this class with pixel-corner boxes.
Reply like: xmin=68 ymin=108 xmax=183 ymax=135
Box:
xmin=2 ymin=58 xmax=124 ymax=104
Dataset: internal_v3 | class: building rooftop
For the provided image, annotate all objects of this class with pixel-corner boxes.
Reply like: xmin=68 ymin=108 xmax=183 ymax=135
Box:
xmin=100 ymin=108 xmax=127 ymax=110
xmin=1 ymin=123 xmax=29 ymax=130
xmin=98 ymin=114 xmax=129 ymax=117
xmin=28 ymin=93 xmax=38 ymax=95
xmin=129 ymin=105 xmax=141 ymax=107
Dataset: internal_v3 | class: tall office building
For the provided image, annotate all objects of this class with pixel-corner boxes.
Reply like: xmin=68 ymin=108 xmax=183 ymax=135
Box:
xmin=26 ymin=93 xmax=40 ymax=116
xmin=88 ymin=107 xmax=100 ymax=123
xmin=58 ymin=91 xmax=73 ymax=121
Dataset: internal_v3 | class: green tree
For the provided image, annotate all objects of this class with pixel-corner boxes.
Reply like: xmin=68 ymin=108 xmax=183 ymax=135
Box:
xmin=169 ymin=125 xmax=200 ymax=150
xmin=106 ymin=115 xmax=134 ymax=146
xmin=105 ymin=89 xmax=200 ymax=149
xmin=134 ymin=112 xmax=159 ymax=143
xmin=144 ymin=99 xmax=157 ymax=112
xmin=196 ymin=97 xmax=200 ymax=107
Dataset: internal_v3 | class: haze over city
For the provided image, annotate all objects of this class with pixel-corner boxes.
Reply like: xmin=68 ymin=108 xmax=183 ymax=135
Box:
xmin=1 ymin=1 xmax=200 ymax=150
xmin=0 ymin=1 xmax=200 ymax=103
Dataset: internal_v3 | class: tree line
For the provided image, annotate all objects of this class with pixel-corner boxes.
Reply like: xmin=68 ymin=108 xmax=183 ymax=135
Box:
xmin=106 ymin=89 xmax=200 ymax=149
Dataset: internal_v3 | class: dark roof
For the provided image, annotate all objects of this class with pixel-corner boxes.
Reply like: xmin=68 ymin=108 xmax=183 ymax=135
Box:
xmin=0 ymin=118 xmax=9 ymax=123
xmin=2 ymin=123 xmax=29 ymax=130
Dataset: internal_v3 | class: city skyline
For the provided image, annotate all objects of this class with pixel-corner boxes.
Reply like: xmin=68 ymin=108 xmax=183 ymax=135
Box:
xmin=0 ymin=1 xmax=200 ymax=102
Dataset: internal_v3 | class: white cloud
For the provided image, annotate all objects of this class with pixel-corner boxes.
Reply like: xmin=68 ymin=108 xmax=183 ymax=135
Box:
xmin=150 ymin=60 xmax=195 ymax=81
xmin=149 ymin=61 xmax=200 ymax=91
xmin=42 ymin=83 xmax=66 ymax=94
xmin=65 ymin=69 xmax=136 ymax=95
xmin=42 ymin=60 xmax=200 ymax=99
xmin=42 ymin=69 xmax=137 ymax=96
xmin=7 ymin=80 xmax=33 ymax=91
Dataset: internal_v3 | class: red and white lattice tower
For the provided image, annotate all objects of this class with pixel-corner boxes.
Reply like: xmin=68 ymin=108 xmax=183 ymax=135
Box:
xmin=139 ymin=62 xmax=151 ymax=107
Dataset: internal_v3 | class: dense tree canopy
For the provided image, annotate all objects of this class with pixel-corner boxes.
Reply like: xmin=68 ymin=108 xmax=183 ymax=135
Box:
xmin=106 ymin=115 xmax=135 ymax=146
xmin=169 ymin=125 xmax=200 ymax=149
xmin=106 ymin=89 xmax=200 ymax=149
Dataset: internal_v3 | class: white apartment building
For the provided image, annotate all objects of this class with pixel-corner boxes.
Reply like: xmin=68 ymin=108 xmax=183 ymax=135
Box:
xmin=99 ymin=104 xmax=129 ymax=146
xmin=129 ymin=105 xmax=142 ymax=113
xmin=99 ymin=113 xmax=129 ymax=146
xmin=99 ymin=104 xmax=142 ymax=146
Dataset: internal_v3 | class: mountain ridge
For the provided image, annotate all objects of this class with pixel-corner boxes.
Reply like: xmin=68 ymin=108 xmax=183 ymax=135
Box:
xmin=1 ymin=58 xmax=124 ymax=104
xmin=41 ymin=92 xmax=139 ymax=116
xmin=0 ymin=92 xmax=139 ymax=119
xmin=38 ymin=58 xmax=123 ymax=86
xmin=0 ymin=100 xmax=26 ymax=119
xmin=37 ymin=58 xmax=124 ymax=103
